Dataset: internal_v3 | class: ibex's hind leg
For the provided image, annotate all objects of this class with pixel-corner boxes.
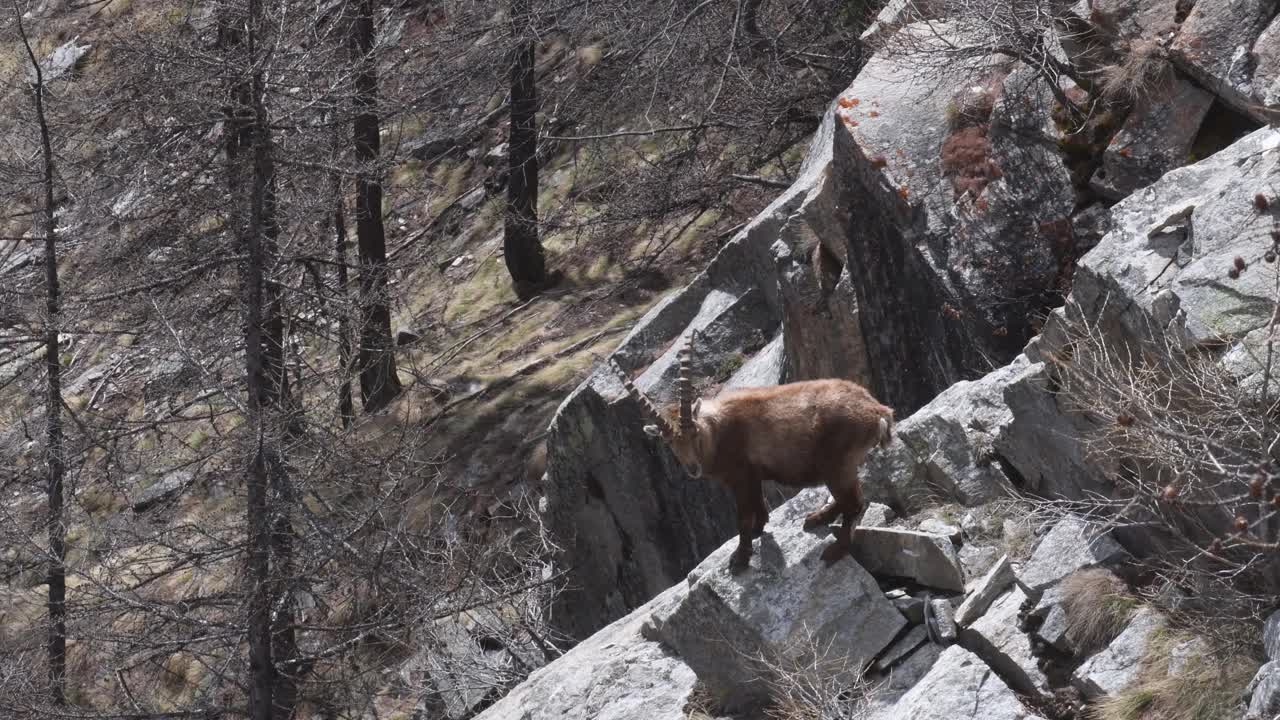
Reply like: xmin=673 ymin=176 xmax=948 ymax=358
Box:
xmin=821 ymin=451 xmax=869 ymax=565
xmin=752 ymin=480 xmax=768 ymax=538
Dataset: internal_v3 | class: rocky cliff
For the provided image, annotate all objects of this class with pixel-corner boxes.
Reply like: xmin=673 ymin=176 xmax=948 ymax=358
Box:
xmin=510 ymin=2 xmax=1280 ymax=718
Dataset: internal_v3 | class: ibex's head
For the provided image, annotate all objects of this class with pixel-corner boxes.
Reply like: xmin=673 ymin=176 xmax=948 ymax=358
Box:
xmin=608 ymin=343 xmax=706 ymax=478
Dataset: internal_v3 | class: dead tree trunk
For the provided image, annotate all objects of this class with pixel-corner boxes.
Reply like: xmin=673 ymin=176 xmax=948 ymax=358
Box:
xmin=222 ymin=1 xmax=297 ymax=715
xmin=504 ymin=0 xmax=546 ymax=299
xmin=332 ymin=168 xmax=355 ymax=429
xmin=15 ymin=7 xmax=66 ymax=706
xmin=350 ymin=0 xmax=402 ymax=413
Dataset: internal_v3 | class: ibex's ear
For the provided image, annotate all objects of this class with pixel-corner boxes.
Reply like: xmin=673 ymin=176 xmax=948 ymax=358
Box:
xmin=643 ymin=424 xmax=662 ymax=437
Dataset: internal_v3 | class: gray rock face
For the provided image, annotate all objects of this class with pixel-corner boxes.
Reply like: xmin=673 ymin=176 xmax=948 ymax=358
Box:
xmin=1246 ymin=661 xmax=1280 ymax=720
xmin=1169 ymin=0 xmax=1277 ymax=120
xmin=875 ymin=625 xmax=930 ymax=672
xmin=870 ymin=646 xmax=1045 ymax=720
xmin=1254 ymin=16 xmax=1280 ymax=107
xmin=421 ymin=609 xmax=547 ymax=719
xmin=131 ymin=471 xmax=195 ymax=512
xmin=834 ymin=22 xmax=1076 ymax=413
xmin=1090 ymin=72 xmax=1214 ymax=200
xmin=866 ymin=642 xmax=943 ymax=711
xmin=1072 ymin=607 xmax=1166 ymax=698
xmin=471 ymin=586 xmax=697 ymax=720
xmin=1018 ymin=517 xmax=1125 ymax=593
xmin=1265 ymin=610 xmax=1280 ymax=660
xmin=1037 ymin=605 xmax=1072 ymax=653
xmin=852 ymin=528 xmax=967 ymax=592
xmin=959 ymin=543 xmax=1001 ymax=581
xmin=1073 ymin=126 xmax=1280 ymax=352
xmin=997 ymin=358 xmax=1108 ymax=501
xmin=918 ymin=518 xmax=962 ymax=544
xmin=542 ymin=104 xmax=875 ymax=640
xmin=959 ymin=586 xmax=1050 ymax=697
xmin=862 ymin=358 xmax=1025 ymax=511
xmin=956 ymin=554 xmax=1015 ymax=627
xmin=648 ymin=523 xmax=906 ymax=711
xmin=1085 ymin=0 xmax=1180 ymax=41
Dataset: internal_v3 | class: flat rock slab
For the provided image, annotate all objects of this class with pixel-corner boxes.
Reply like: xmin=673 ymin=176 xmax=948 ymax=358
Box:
xmin=1072 ymin=607 xmax=1165 ymax=698
xmin=1017 ymin=517 xmax=1124 ymax=593
xmin=959 ymin=586 xmax=1049 ymax=698
xmin=472 ymin=585 xmax=697 ymax=720
xmin=1169 ymin=0 xmax=1276 ymax=119
xmin=956 ymin=554 xmax=1015 ymax=627
xmin=853 ymin=527 xmax=966 ymax=592
xmin=875 ymin=625 xmax=930 ymax=672
xmin=649 ymin=523 xmax=906 ymax=710
xmin=871 ymin=646 xmax=1045 ymax=720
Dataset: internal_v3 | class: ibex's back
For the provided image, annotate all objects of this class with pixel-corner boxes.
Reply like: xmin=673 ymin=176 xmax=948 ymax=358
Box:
xmin=700 ymin=379 xmax=892 ymax=487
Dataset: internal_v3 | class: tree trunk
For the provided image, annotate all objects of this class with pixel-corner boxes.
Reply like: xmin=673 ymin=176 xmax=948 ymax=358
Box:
xmin=350 ymin=0 xmax=403 ymax=414
xmin=504 ymin=0 xmax=546 ymax=299
xmin=332 ymin=168 xmax=355 ymax=429
xmin=223 ymin=0 xmax=296 ymax=715
xmin=16 ymin=10 xmax=67 ymax=705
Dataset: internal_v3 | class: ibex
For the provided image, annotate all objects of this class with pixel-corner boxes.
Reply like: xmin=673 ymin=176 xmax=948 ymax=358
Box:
xmin=608 ymin=342 xmax=894 ymax=572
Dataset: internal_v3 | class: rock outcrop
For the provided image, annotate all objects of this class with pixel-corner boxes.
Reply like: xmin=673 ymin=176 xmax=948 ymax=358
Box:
xmin=542 ymin=107 xmax=871 ymax=640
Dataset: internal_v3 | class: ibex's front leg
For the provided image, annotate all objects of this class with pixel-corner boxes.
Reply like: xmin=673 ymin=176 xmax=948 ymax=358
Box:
xmin=728 ymin=480 xmax=759 ymax=573
xmin=820 ymin=452 xmax=868 ymax=565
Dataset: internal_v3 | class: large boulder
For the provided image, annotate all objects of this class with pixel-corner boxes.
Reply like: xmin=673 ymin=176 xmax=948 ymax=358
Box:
xmin=1169 ymin=0 xmax=1277 ymax=122
xmin=1017 ymin=516 xmax=1126 ymax=593
xmin=1072 ymin=607 xmax=1166 ymax=698
xmin=1254 ymin=16 xmax=1280 ymax=108
xmin=834 ymin=22 xmax=1078 ymax=413
xmin=542 ymin=104 xmax=874 ymax=641
xmin=870 ymin=646 xmax=1046 ymax=720
xmin=851 ymin=528 xmax=966 ymax=592
xmin=1072 ymin=125 xmax=1280 ymax=349
xmin=470 ymin=586 xmax=698 ymax=720
xmin=1089 ymin=71 xmax=1215 ymax=200
xmin=958 ymin=586 xmax=1050 ymax=697
xmin=861 ymin=358 xmax=1023 ymax=512
xmin=647 ymin=521 xmax=906 ymax=711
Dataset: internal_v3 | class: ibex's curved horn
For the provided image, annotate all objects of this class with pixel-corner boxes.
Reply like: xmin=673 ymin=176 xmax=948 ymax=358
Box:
xmin=678 ymin=343 xmax=695 ymax=435
xmin=607 ymin=359 xmax=675 ymax=440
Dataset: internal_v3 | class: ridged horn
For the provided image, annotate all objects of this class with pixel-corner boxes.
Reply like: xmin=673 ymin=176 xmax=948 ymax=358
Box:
xmin=608 ymin=359 xmax=675 ymax=439
xmin=678 ymin=343 xmax=695 ymax=435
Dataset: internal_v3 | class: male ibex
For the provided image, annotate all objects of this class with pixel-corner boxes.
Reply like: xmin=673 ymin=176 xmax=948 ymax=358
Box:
xmin=608 ymin=342 xmax=894 ymax=572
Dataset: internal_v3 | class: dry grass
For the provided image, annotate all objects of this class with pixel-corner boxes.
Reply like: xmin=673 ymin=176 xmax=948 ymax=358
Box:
xmin=1099 ymin=39 xmax=1171 ymax=103
xmin=1090 ymin=628 xmax=1257 ymax=720
xmin=1061 ymin=568 xmax=1139 ymax=655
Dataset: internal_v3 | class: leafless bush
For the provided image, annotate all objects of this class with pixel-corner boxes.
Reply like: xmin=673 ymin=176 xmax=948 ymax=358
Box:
xmin=743 ymin=625 xmax=875 ymax=720
xmin=1046 ymin=260 xmax=1280 ymax=633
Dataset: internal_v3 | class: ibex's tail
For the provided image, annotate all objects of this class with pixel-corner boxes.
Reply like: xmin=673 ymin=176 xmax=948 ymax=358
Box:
xmin=877 ymin=409 xmax=895 ymax=449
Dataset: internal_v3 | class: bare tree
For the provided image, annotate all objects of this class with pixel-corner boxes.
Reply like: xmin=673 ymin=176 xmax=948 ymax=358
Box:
xmin=504 ymin=0 xmax=548 ymax=299
xmin=349 ymin=0 xmax=403 ymax=413
xmin=9 ymin=3 xmax=68 ymax=705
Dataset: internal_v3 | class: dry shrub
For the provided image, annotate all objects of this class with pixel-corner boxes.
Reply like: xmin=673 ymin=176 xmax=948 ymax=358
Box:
xmin=749 ymin=625 xmax=873 ymax=720
xmin=1099 ymin=39 xmax=1172 ymax=103
xmin=941 ymin=126 xmax=1002 ymax=200
xmin=1061 ymin=568 xmax=1138 ymax=656
xmin=1090 ymin=629 xmax=1256 ymax=720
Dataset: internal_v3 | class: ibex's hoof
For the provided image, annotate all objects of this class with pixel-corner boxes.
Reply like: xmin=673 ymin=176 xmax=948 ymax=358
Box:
xmin=820 ymin=542 xmax=850 ymax=566
xmin=728 ymin=551 xmax=751 ymax=574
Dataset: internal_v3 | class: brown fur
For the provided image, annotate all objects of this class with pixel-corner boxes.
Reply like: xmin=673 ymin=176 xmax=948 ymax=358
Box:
xmin=662 ymin=379 xmax=894 ymax=572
